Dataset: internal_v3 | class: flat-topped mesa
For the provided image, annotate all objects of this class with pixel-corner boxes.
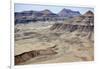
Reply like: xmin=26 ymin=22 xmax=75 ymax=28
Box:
xmin=50 ymin=10 xmax=94 ymax=32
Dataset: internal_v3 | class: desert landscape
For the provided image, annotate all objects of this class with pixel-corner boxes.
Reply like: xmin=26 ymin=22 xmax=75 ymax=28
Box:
xmin=14 ymin=4 xmax=94 ymax=65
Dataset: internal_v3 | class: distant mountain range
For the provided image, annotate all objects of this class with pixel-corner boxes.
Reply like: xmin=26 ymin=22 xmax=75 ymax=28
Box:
xmin=15 ymin=8 xmax=82 ymax=24
xmin=58 ymin=8 xmax=80 ymax=17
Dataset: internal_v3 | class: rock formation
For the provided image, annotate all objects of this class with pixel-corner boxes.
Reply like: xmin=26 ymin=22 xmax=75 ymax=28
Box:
xmin=50 ymin=10 xmax=94 ymax=31
xmin=15 ymin=9 xmax=81 ymax=24
xmin=58 ymin=8 xmax=81 ymax=17
xmin=15 ymin=45 xmax=58 ymax=65
xmin=50 ymin=10 xmax=94 ymax=40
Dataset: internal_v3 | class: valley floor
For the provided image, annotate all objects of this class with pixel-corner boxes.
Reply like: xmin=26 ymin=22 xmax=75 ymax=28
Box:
xmin=15 ymin=22 xmax=94 ymax=65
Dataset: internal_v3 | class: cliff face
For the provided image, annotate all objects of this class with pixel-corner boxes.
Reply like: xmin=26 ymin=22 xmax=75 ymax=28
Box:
xmin=50 ymin=10 xmax=94 ymax=31
xmin=50 ymin=11 xmax=94 ymax=40
xmin=58 ymin=8 xmax=81 ymax=17
xmin=15 ymin=45 xmax=57 ymax=65
xmin=15 ymin=9 xmax=81 ymax=24
xmin=50 ymin=23 xmax=94 ymax=32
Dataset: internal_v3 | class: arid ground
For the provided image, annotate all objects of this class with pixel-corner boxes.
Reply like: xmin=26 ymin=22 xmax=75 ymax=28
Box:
xmin=15 ymin=19 xmax=94 ymax=65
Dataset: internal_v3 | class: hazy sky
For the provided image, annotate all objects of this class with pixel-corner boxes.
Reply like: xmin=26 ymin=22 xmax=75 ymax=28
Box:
xmin=15 ymin=3 xmax=94 ymax=14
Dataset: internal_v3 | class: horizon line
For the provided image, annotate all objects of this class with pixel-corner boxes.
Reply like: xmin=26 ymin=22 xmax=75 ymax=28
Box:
xmin=15 ymin=3 xmax=94 ymax=14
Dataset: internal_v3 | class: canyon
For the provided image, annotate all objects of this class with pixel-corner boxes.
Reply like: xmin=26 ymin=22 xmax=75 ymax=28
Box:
xmin=15 ymin=10 xmax=94 ymax=65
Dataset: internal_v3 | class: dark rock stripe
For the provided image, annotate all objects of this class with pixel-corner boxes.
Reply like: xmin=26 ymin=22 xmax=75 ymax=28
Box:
xmin=15 ymin=45 xmax=58 ymax=65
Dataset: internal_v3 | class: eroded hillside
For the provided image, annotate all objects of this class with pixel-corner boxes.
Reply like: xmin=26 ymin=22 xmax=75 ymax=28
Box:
xmin=15 ymin=11 xmax=94 ymax=65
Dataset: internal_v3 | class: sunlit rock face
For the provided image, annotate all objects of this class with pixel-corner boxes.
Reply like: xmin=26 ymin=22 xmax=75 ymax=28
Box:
xmin=50 ymin=11 xmax=94 ymax=40
xmin=50 ymin=11 xmax=94 ymax=32
xmin=50 ymin=24 xmax=94 ymax=32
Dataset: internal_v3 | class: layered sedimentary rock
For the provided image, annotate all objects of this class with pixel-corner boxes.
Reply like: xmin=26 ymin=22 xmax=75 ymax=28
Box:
xmin=14 ymin=10 xmax=94 ymax=65
xmin=15 ymin=45 xmax=58 ymax=65
xmin=15 ymin=9 xmax=81 ymax=24
xmin=50 ymin=11 xmax=94 ymax=32
xmin=58 ymin=8 xmax=81 ymax=17
xmin=50 ymin=11 xmax=94 ymax=40
xmin=50 ymin=23 xmax=94 ymax=32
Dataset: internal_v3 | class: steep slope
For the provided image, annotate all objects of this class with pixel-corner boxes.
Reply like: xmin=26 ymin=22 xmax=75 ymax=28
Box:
xmin=15 ymin=9 xmax=81 ymax=24
xmin=50 ymin=10 xmax=94 ymax=40
xmin=50 ymin=10 xmax=94 ymax=31
xmin=40 ymin=9 xmax=58 ymax=17
xmin=15 ymin=10 xmax=43 ymax=24
xmin=58 ymin=8 xmax=81 ymax=18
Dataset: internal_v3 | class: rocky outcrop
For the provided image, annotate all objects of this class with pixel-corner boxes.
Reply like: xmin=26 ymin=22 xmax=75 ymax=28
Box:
xmin=58 ymin=8 xmax=81 ymax=17
xmin=40 ymin=9 xmax=58 ymax=17
xmin=15 ymin=9 xmax=81 ymax=24
xmin=50 ymin=10 xmax=94 ymax=32
xmin=15 ymin=45 xmax=58 ymax=65
xmin=50 ymin=23 xmax=94 ymax=32
xmin=50 ymin=10 xmax=94 ymax=40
